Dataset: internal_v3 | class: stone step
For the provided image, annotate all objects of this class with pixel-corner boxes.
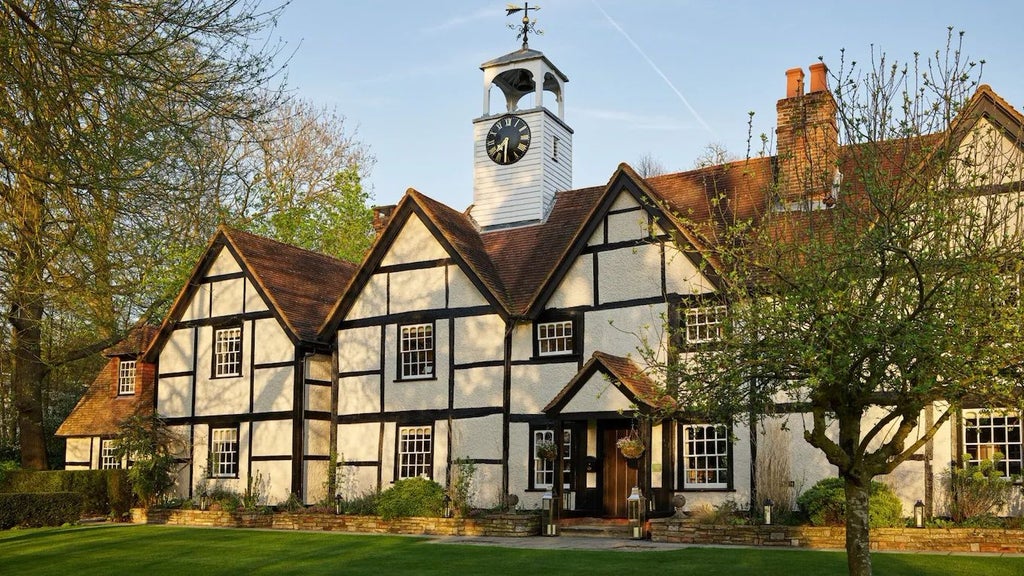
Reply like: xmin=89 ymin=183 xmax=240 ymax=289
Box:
xmin=558 ymin=523 xmax=634 ymax=539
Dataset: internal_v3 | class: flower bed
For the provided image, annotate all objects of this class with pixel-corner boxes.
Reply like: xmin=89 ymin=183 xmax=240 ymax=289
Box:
xmin=651 ymin=518 xmax=1024 ymax=553
xmin=133 ymin=508 xmax=539 ymax=537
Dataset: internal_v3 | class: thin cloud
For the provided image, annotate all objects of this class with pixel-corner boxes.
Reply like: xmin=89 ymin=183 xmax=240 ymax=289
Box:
xmin=591 ymin=1 xmax=715 ymax=137
xmin=422 ymin=8 xmax=495 ymax=35
xmin=573 ymin=106 xmax=694 ymax=132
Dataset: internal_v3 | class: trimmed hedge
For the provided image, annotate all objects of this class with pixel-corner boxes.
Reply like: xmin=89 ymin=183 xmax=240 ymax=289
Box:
xmin=0 ymin=470 xmax=132 ymax=518
xmin=376 ymin=477 xmax=445 ymax=520
xmin=0 ymin=492 xmax=84 ymax=528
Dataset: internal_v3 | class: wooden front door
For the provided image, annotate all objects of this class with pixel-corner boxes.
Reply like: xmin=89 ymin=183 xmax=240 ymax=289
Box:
xmin=601 ymin=425 xmax=638 ymax=517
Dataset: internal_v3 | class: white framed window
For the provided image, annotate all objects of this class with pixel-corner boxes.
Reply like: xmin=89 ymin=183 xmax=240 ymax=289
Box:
xmin=214 ymin=327 xmax=242 ymax=377
xmin=100 ymin=439 xmax=121 ymax=470
xmin=681 ymin=424 xmax=730 ymax=489
xmin=398 ymin=425 xmax=432 ymax=479
xmin=117 ymin=360 xmax=137 ymax=395
xmin=964 ymin=411 xmax=1022 ymax=476
xmin=211 ymin=427 xmax=239 ymax=478
xmin=533 ymin=428 xmax=573 ymax=489
xmin=684 ymin=305 xmax=727 ymax=344
xmin=399 ymin=324 xmax=434 ymax=379
xmin=537 ymin=320 xmax=574 ymax=356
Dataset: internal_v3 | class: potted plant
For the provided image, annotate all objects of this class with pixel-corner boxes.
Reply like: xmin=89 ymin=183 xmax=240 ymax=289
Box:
xmin=535 ymin=439 xmax=558 ymax=461
xmin=617 ymin=433 xmax=645 ymax=459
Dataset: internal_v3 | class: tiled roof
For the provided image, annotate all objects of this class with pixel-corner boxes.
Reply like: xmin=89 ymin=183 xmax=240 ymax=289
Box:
xmin=103 ymin=325 xmax=159 ymax=357
xmin=480 ymin=185 xmax=605 ymax=314
xmin=224 ymin=228 xmax=358 ymax=341
xmin=55 ymin=358 xmax=155 ymax=438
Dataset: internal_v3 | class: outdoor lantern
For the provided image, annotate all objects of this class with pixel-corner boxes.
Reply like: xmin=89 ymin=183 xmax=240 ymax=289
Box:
xmin=763 ymin=499 xmax=774 ymax=526
xmin=914 ymin=500 xmax=925 ymax=528
xmin=627 ymin=486 xmax=647 ymax=540
xmin=443 ymin=494 xmax=453 ymax=519
xmin=334 ymin=493 xmax=342 ymax=515
xmin=541 ymin=490 xmax=559 ymax=536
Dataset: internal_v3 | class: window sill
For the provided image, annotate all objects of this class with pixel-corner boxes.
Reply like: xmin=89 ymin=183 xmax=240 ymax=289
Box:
xmin=211 ymin=374 xmax=243 ymax=380
xmin=676 ymin=487 xmax=735 ymax=493
xmin=394 ymin=376 xmax=438 ymax=383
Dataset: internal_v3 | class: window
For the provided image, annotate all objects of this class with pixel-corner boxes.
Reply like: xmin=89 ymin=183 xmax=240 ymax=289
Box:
xmin=100 ymin=439 xmax=121 ymax=470
xmin=681 ymin=424 xmax=730 ymax=489
xmin=536 ymin=320 xmax=574 ymax=356
xmin=214 ymin=327 xmax=242 ymax=377
xmin=211 ymin=427 xmax=239 ymax=478
xmin=684 ymin=305 xmax=727 ymax=344
xmin=533 ymin=428 xmax=573 ymax=489
xmin=964 ymin=412 xmax=1022 ymax=476
xmin=399 ymin=324 xmax=434 ymax=379
xmin=118 ymin=360 xmax=137 ymax=395
xmin=398 ymin=425 xmax=432 ymax=479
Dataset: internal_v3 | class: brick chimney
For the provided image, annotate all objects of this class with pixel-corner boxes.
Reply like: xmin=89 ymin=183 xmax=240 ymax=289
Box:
xmin=372 ymin=205 xmax=396 ymax=236
xmin=776 ymin=62 xmax=838 ymax=208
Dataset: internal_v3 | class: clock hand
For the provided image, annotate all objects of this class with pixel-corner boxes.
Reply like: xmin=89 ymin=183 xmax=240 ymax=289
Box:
xmin=500 ymin=137 xmax=509 ymax=163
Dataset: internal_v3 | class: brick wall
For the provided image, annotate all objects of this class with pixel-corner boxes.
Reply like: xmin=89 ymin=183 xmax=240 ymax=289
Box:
xmin=133 ymin=509 xmax=539 ymax=537
xmin=651 ymin=518 xmax=1024 ymax=553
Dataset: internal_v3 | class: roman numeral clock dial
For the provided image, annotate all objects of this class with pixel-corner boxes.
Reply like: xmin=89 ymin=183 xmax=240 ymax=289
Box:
xmin=485 ymin=115 xmax=531 ymax=165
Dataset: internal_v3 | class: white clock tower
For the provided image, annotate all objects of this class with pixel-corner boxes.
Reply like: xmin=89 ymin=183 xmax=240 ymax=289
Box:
xmin=471 ymin=8 xmax=573 ymax=231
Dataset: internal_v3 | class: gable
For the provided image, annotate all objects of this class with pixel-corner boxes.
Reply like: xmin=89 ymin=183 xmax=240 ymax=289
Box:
xmin=381 ymin=214 xmax=449 ymax=266
xmin=206 ymin=246 xmax=242 ymax=277
xmin=547 ymin=186 xmax=717 ymax=310
xmin=954 ymin=116 xmax=1024 ymax=186
xmin=559 ymin=371 xmax=634 ymax=414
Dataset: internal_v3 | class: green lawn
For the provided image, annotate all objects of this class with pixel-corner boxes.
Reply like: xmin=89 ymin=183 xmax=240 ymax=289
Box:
xmin=1 ymin=525 xmax=1022 ymax=576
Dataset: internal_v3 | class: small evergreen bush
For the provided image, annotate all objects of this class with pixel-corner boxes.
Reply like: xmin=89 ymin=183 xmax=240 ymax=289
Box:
xmin=0 ymin=492 xmax=84 ymax=528
xmin=797 ymin=477 xmax=903 ymax=528
xmin=376 ymin=477 xmax=444 ymax=520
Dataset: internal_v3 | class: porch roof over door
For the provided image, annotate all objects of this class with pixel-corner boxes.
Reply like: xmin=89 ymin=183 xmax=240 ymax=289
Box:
xmin=543 ymin=351 xmax=674 ymax=417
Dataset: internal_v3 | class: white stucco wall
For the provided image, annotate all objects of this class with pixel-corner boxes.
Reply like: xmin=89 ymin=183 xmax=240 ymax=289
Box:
xmin=64 ymin=437 xmax=92 ymax=469
xmin=453 ymin=366 xmax=503 ymax=409
xmin=337 ymin=374 xmax=380 ymax=416
xmin=380 ymin=214 xmax=448 ymax=266
xmin=510 ymin=362 xmax=579 ymax=414
xmin=306 ymin=383 xmax=332 ymax=413
xmin=337 ymin=422 xmax=381 ymax=462
xmin=252 ymin=366 xmax=293 ymax=413
xmin=251 ymin=419 xmax=292 ymax=457
xmin=305 ymin=419 xmax=331 ymax=456
xmin=559 ymin=373 xmax=632 ymax=414
xmin=159 ymin=328 xmax=195 ymax=375
xmin=338 ymin=326 xmax=381 ymax=373
xmin=450 ymin=414 xmax=503 ymax=460
xmin=157 ymin=375 xmax=193 ymax=418
xmin=453 ymin=314 xmax=504 ymax=363
xmin=207 ymin=248 xmax=242 ymax=276
xmin=584 ymin=305 xmax=666 ymax=360
xmin=253 ymin=318 xmax=292 ymax=365
xmin=546 ymin=256 xmax=594 ymax=309
xmin=448 ymin=265 xmax=489 ymax=307
xmin=597 ymin=244 xmax=664 ymax=303
xmin=346 ymin=273 xmax=388 ymax=320
xmin=210 ymin=278 xmax=245 ymax=318
xmin=389 ymin=267 xmax=446 ymax=314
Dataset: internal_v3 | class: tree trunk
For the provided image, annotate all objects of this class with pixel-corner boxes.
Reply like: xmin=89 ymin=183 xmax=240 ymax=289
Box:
xmin=844 ymin=477 xmax=872 ymax=576
xmin=11 ymin=297 xmax=48 ymax=470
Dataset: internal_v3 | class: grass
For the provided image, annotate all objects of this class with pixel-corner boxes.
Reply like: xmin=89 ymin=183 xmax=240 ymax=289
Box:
xmin=1 ymin=525 xmax=1022 ymax=575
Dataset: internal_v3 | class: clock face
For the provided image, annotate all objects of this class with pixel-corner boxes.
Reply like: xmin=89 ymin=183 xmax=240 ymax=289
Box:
xmin=485 ymin=115 xmax=531 ymax=165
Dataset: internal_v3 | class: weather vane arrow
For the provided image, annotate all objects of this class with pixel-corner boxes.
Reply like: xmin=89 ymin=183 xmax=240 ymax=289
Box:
xmin=506 ymin=3 xmax=542 ymax=50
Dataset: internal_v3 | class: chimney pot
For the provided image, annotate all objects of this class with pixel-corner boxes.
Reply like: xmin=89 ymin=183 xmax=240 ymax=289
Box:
xmin=809 ymin=62 xmax=828 ymax=93
xmin=785 ymin=67 xmax=805 ymax=98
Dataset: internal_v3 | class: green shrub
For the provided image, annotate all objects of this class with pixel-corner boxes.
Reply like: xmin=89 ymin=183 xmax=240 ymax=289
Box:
xmin=0 ymin=492 xmax=84 ymax=528
xmin=376 ymin=477 xmax=444 ymax=520
xmin=337 ymin=489 xmax=380 ymax=515
xmin=797 ymin=477 xmax=904 ymax=528
xmin=947 ymin=455 xmax=1013 ymax=524
xmin=0 ymin=470 xmax=131 ymax=517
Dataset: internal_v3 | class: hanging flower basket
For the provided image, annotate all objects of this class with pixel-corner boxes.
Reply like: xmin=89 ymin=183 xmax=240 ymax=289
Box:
xmin=617 ymin=435 xmax=645 ymax=459
xmin=536 ymin=440 xmax=558 ymax=461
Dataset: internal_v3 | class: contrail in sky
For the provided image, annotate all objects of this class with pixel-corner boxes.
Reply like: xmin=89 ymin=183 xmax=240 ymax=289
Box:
xmin=592 ymin=1 xmax=715 ymax=136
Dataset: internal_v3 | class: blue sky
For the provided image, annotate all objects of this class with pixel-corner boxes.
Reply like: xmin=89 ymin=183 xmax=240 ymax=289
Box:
xmin=271 ymin=1 xmax=1024 ymax=210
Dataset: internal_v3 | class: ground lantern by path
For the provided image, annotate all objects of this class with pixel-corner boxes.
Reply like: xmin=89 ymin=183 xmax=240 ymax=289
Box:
xmin=541 ymin=490 xmax=559 ymax=536
xmin=627 ymin=487 xmax=646 ymax=539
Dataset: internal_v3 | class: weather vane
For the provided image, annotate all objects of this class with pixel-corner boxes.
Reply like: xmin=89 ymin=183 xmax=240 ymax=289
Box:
xmin=506 ymin=3 xmax=542 ymax=50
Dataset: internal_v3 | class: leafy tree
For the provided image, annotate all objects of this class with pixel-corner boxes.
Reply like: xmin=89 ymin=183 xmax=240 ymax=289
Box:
xmin=646 ymin=31 xmax=1024 ymax=576
xmin=0 ymin=0 xmax=286 ymax=469
xmin=113 ymin=414 xmax=185 ymax=508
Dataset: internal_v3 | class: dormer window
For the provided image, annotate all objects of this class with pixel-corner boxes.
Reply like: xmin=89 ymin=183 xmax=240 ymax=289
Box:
xmin=118 ymin=360 xmax=137 ymax=395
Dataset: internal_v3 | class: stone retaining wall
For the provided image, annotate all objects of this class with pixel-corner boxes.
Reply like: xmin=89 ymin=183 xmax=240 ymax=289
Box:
xmin=133 ymin=508 xmax=538 ymax=537
xmin=651 ymin=518 xmax=1024 ymax=553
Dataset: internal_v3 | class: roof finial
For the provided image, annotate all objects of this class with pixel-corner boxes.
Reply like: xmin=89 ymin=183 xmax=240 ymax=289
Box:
xmin=506 ymin=3 xmax=542 ymax=50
